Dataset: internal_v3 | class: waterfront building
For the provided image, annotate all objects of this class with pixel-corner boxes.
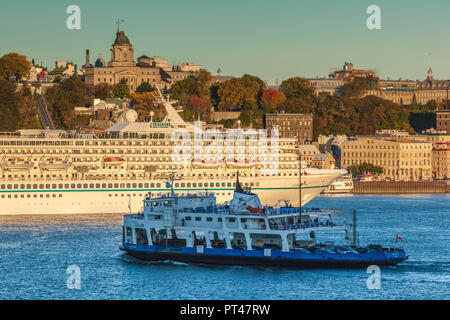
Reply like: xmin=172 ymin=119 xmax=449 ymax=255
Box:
xmin=298 ymin=145 xmax=320 ymax=163
xmin=264 ymin=113 xmax=313 ymax=144
xmin=83 ymin=29 xmax=199 ymax=92
xmin=341 ymin=137 xmax=432 ymax=181
xmin=311 ymin=153 xmax=335 ymax=169
xmin=432 ymin=142 xmax=450 ymax=180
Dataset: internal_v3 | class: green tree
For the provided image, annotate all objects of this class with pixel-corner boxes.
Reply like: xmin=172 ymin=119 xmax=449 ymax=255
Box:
xmin=279 ymin=77 xmax=315 ymax=99
xmin=112 ymin=79 xmax=130 ymax=98
xmin=136 ymin=81 xmax=156 ymax=93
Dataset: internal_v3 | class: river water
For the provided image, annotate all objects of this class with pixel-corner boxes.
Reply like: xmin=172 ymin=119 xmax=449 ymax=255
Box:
xmin=0 ymin=194 xmax=449 ymax=300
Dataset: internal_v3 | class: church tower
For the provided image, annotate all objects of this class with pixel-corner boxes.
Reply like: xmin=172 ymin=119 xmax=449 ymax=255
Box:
xmin=108 ymin=30 xmax=135 ymax=67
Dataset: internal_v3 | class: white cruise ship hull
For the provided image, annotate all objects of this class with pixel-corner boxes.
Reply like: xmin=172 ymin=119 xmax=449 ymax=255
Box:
xmin=0 ymin=170 xmax=344 ymax=215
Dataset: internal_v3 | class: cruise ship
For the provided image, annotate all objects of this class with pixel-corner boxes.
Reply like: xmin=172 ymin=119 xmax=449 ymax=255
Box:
xmin=0 ymin=92 xmax=346 ymax=215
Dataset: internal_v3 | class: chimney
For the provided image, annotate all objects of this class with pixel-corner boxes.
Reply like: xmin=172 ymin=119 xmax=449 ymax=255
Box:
xmin=85 ymin=49 xmax=90 ymax=67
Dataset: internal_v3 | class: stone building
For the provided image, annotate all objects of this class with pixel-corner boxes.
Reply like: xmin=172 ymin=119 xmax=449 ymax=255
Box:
xmin=83 ymin=29 xmax=199 ymax=92
xmin=311 ymin=153 xmax=335 ymax=169
xmin=436 ymin=109 xmax=450 ymax=133
xmin=341 ymin=137 xmax=432 ymax=181
xmin=264 ymin=113 xmax=313 ymax=143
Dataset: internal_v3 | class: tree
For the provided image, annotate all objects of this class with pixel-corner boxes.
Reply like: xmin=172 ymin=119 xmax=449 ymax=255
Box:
xmin=217 ymin=77 xmax=260 ymax=111
xmin=131 ymin=91 xmax=160 ymax=120
xmin=94 ymin=83 xmax=113 ymax=99
xmin=136 ymin=81 xmax=156 ymax=93
xmin=260 ymin=89 xmax=286 ymax=112
xmin=340 ymin=78 xmax=369 ymax=97
xmin=0 ymin=53 xmax=31 ymax=81
xmin=112 ymin=79 xmax=130 ymax=98
xmin=45 ymin=75 xmax=91 ymax=129
xmin=279 ymin=77 xmax=315 ymax=99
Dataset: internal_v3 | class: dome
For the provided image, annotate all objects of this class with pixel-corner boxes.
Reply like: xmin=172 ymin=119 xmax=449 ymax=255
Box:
xmin=114 ymin=31 xmax=131 ymax=45
xmin=125 ymin=109 xmax=138 ymax=122
xmin=95 ymin=53 xmax=105 ymax=67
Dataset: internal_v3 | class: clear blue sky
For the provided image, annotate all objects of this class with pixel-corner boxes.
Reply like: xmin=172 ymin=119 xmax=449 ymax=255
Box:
xmin=1 ymin=0 xmax=449 ymax=84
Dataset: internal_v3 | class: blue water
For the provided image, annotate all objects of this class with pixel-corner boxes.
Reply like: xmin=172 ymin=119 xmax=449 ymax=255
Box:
xmin=0 ymin=194 xmax=449 ymax=300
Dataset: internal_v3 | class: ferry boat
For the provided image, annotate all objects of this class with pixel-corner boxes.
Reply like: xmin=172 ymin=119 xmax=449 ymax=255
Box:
xmin=323 ymin=174 xmax=354 ymax=194
xmin=120 ymin=176 xmax=407 ymax=269
xmin=0 ymin=90 xmax=346 ymax=215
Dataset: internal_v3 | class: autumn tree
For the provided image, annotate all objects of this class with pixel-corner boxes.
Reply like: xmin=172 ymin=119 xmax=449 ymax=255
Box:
xmin=94 ymin=83 xmax=113 ymax=100
xmin=279 ymin=77 xmax=315 ymax=99
xmin=131 ymin=91 xmax=162 ymax=121
xmin=260 ymin=88 xmax=286 ymax=112
xmin=217 ymin=77 xmax=260 ymax=111
xmin=0 ymin=53 xmax=31 ymax=81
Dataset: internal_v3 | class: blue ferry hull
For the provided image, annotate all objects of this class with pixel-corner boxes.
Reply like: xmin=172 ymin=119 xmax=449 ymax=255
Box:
xmin=120 ymin=243 xmax=407 ymax=269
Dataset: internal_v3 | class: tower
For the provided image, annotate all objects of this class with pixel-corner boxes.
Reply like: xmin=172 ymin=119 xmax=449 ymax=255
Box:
xmin=84 ymin=49 xmax=91 ymax=68
xmin=108 ymin=30 xmax=135 ymax=67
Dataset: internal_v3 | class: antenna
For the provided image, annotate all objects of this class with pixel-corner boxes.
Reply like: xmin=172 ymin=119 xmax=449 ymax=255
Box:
xmin=298 ymin=153 xmax=302 ymax=222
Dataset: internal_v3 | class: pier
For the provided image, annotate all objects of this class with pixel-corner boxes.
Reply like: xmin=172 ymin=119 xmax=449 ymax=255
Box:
xmin=352 ymin=181 xmax=449 ymax=194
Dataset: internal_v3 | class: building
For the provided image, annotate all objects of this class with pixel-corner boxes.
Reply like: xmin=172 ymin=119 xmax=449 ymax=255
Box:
xmin=83 ymin=29 xmax=199 ymax=92
xmin=307 ymin=78 xmax=344 ymax=95
xmin=432 ymin=142 xmax=450 ymax=180
xmin=298 ymin=145 xmax=320 ymax=163
xmin=311 ymin=153 xmax=335 ymax=169
xmin=264 ymin=113 xmax=313 ymax=143
xmin=436 ymin=109 xmax=450 ymax=133
xmin=366 ymin=68 xmax=450 ymax=105
xmin=329 ymin=62 xmax=378 ymax=81
xmin=341 ymin=137 xmax=432 ymax=181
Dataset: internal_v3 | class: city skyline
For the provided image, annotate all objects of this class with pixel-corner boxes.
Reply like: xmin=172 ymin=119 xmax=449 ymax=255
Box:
xmin=1 ymin=0 xmax=450 ymax=83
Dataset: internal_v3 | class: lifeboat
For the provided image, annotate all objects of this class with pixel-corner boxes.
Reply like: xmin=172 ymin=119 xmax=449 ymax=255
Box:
xmin=246 ymin=206 xmax=264 ymax=214
xmin=225 ymin=158 xmax=256 ymax=168
xmin=103 ymin=156 xmax=126 ymax=165
xmin=0 ymin=158 xmax=33 ymax=172
xmin=39 ymin=157 xmax=72 ymax=171
xmin=191 ymin=159 xmax=222 ymax=169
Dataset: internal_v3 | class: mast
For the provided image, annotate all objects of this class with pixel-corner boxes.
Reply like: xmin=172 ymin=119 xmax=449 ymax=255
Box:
xmin=299 ymin=153 xmax=302 ymax=223
xmin=352 ymin=210 xmax=357 ymax=247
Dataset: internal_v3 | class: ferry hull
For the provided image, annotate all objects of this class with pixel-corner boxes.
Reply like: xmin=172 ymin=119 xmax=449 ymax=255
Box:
xmin=120 ymin=244 xmax=407 ymax=269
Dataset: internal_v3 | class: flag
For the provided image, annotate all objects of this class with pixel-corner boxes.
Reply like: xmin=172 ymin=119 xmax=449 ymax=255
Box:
xmin=396 ymin=235 xmax=403 ymax=242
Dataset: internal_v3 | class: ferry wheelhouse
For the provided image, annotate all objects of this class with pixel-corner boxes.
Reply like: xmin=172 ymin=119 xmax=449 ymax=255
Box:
xmin=120 ymin=176 xmax=407 ymax=268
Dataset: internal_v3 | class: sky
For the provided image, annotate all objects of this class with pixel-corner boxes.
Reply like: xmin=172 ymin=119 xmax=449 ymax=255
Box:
xmin=0 ymin=0 xmax=449 ymax=84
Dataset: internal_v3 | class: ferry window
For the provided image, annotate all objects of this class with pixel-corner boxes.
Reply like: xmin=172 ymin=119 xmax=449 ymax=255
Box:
xmin=45 ymin=184 xmax=50 ymax=189
xmin=195 ymin=217 xmax=201 ymax=221
xmin=102 ymin=184 xmax=106 ymax=188
xmin=187 ymin=183 xmax=191 ymax=188
xmin=215 ymin=183 xmax=220 ymax=187
xmin=89 ymin=184 xmax=94 ymax=188
xmin=206 ymin=217 xmax=212 ymax=222
xmin=27 ymin=195 xmax=30 ymax=198
xmin=59 ymin=194 xmax=62 ymax=198
xmin=221 ymin=182 xmax=225 ymax=187
xmin=227 ymin=183 xmax=231 ymax=187
xmin=70 ymin=184 xmax=75 ymax=188
xmin=132 ymin=183 xmax=137 ymax=188
xmin=138 ymin=183 xmax=143 ymax=188
xmin=185 ymin=216 xmax=192 ymax=221
xmin=193 ymin=183 xmax=197 ymax=187
xmin=52 ymin=184 xmax=56 ymax=189
xmin=229 ymin=218 xmax=236 ymax=222
xmin=114 ymin=183 xmax=118 ymax=188
xmin=241 ymin=218 xmax=247 ymax=222
xmin=52 ymin=194 xmax=56 ymax=198
xmin=0 ymin=185 xmax=4 ymax=190
xmin=108 ymin=184 xmax=112 ymax=188
xmin=46 ymin=194 xmax=50 ymax=198
xmin=58 ymin=184 xmax=63 ymax=189
xmin=144 ymin=183 xmax=149 ymax=188
xmin=77 ymin=184 xmax=81 ymax=188
xmin=156 ymin=183 xmax=161 ymax=188
xmin=198 ymin=183 xmax=203 ymax=187
xmin=126 ymin=227 xmax=132 ymax=236
xmin=20 ymin=184 xmax=25 ymax=189
xmin=126 ymin=183 xmax=131 ymax=188
xmin=181 ymin=183 xmax=185 ymax=187
xmin=218 ymin=218 xmax=222 ymax=222
xmin=96 ymin=184 xmax=100 ymax=188
xmin=151 ymin=183 xmax=155 ymax=188
xmin=34 ymin=195 xmax=37 ymax=198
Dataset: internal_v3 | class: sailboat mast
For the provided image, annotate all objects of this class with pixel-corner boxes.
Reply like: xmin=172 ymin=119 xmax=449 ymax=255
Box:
xmin=299 ymin=153 xmax=302 ymax=223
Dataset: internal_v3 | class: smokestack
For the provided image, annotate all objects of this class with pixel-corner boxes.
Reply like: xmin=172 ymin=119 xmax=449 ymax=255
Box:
xmin=85 ymin=49 xmax=90 ymax=67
